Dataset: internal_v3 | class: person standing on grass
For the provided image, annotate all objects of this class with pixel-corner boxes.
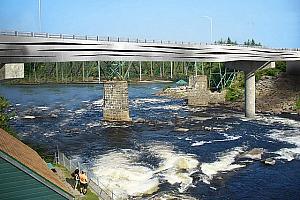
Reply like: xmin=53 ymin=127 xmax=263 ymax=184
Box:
xmin=79 ymin=171 xmax=88 ymax=195
xmin=72 ymin=168 xmax=80 ymax=190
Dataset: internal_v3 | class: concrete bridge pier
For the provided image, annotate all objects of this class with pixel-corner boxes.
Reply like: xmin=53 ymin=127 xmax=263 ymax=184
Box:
xmin=225 ymin=61 xmax=269 ymax=118
xmin=245 ymin=71 xmax=255 ymax=118
xmin=103 ymin=81 xmax=131 ymax=122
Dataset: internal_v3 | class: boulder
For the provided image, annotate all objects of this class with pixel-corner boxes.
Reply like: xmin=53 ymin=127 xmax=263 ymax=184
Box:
xmin=241 ymin=148 xmax=264 ymax=160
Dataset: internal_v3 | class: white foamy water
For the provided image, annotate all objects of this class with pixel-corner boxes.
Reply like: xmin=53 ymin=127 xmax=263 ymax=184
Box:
xmin=132 ymin=98 xmax=170 ymax=105
xmin=74 ymin=108 xmax=87 ymax=114
xmin=268 ymin=129 xmax=300 ymax=161
xmin=92 ymin=99 xmax=103 ymax=107
xmin=253 ymin=115 xmax=300 ymax=161
xmin=148 ymin=144 xmax=199 ymax=193
xmin=191 ymin=133 xmax=241 ymax=147
xmin=23 ymin=115 xmax=36 ymax=119
xmin=92 ymin=144 xmax=200 ymax=198
xmin=92 ymin=150 xmax=159 ymax=198
xmin=200 ymin=147 xmax=245 ymax=183
xmin=191 ymin=141 xmax=212 ymax=146
xmin=142 ymin=105 xmax=182 ymax=111
xmin=36 ymin=106 xmax=49 ymax=111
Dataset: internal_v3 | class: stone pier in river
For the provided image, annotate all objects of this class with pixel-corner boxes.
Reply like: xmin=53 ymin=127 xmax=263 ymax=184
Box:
xmin=188 ymin=75 xmax=225 ymax=106
xmin=103 ymin=81 xmax=131 ymax=122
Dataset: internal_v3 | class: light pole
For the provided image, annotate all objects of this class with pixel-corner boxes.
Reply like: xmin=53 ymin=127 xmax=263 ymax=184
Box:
xmin=201 ymin=16 xmax=213 ymax=44
xmin=38 ymin=0 xmax=42 ymax=32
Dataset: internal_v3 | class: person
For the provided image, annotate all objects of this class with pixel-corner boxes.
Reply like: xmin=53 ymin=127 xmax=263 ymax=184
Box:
xmin=79 ymin=171 xmax=88 ymax=195
xmin=72 ymin=168 xmax=80 ymax=190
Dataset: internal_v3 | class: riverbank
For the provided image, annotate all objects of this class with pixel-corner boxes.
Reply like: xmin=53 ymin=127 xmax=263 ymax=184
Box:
xmin=157 ymin=73 xmax=300 ymax=116
xmin=4 ymin=79 xmax=174 ymax=85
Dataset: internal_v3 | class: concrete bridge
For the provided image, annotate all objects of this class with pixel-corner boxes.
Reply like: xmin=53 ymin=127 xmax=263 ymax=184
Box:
xmin=1 ymin=30 xmax=300 ymax=119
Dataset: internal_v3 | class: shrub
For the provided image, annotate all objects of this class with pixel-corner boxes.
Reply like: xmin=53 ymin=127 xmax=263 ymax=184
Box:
xmin=0 ymin=96 xmax=11 ymax=132
xmin=225 ymin=87 xmax=243 ymax=101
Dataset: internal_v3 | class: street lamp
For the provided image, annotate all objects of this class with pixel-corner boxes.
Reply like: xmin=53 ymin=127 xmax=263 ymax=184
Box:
xmin=38 ymin=0 xmax=42 ymax=32
xmin=201 ymin=16 xmax=213 ymax=44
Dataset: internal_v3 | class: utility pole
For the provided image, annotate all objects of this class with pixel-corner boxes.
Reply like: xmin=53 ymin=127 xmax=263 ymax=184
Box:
xmin=38 ymin=0 xmax=42 ymax=32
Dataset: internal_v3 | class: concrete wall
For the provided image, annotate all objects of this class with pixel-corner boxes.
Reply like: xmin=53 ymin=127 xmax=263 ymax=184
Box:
xmin=103 ymin=81 xmax=131 ymax=122
xmin=0 ymin=63 xmax=24 ymax=80
xmin=287 ymin=61 xmax=300 ymax=75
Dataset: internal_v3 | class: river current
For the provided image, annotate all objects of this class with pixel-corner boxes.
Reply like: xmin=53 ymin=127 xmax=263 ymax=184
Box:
xmin=1 ymin=83 xmax=300 ymax=200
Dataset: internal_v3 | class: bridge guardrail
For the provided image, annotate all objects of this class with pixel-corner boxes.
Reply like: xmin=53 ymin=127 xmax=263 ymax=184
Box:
xmin=55 ymin=150 xmax=116 ymax=200
xmin=1 ymin=30 xmax=299 ymax=51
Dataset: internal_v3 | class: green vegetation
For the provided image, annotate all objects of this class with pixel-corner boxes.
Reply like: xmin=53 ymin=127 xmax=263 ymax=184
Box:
xmin=295 ymin=97 xmax=300 ymax=110
xmin=255 ymin=61 xmax=286 ymax=81
xmin=244 ymin=39 xmax=262 ymax=46
xmin=215 ymin=37 xmax=237 ymax=45
xmin=225 ymin=61 xmax=287 ymax=102
xmin=215 ymin=37 xmax=261 ymax=46
xmin=0 ymin=96 xmax=13 ymax=133
xmin=225 ymin=72 xmax=244 ymax=101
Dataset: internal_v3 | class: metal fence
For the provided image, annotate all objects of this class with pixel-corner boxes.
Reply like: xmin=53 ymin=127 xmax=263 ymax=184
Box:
xmin=55 ymin=151 xmax=116 ymax=200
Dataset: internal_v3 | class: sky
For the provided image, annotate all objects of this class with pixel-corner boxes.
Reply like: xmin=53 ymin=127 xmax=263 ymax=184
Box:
xmin=0 ymin=0 xmax=299 ymax=48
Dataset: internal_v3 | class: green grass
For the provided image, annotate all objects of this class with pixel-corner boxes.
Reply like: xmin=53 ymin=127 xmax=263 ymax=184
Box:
xmin=53 ymin=164 xmax=99 ymax=200
xmin=81 ymin=189 xmax=99 ymax=200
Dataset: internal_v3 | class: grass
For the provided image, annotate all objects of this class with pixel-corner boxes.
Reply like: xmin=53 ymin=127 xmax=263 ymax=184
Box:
xmin=53 ymin=164 xmax=99 ymax=200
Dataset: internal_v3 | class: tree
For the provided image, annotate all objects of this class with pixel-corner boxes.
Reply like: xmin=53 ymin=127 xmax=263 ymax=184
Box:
xmin=0 ymin=96 xmax=11 ymax=132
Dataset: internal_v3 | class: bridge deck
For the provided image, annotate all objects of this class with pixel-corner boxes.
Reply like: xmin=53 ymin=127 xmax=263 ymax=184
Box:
xmin=0 ymin=31 xmax=300 ymax=63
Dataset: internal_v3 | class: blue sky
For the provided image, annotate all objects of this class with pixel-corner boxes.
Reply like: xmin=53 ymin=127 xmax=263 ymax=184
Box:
xmin=0 ymin=0 xmax=299 ymax=48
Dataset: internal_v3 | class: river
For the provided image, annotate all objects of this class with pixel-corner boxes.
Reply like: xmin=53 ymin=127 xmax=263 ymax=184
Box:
xmin=1 ymin=83 xmax=300 ymax=200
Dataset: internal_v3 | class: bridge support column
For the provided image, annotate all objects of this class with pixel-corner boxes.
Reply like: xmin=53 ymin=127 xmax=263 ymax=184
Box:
xmin=0 ymin=63 xmax=24 ymax=80
xmin=245 ymin=71 xmax=255 ymax=118
xmin=188 ymin=75 xmax=209 ymax=106
xmin=103 ymin=81 xmax=131 ymax=122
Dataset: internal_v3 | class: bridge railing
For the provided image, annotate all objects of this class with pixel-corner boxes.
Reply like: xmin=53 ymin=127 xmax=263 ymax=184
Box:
xmin=1 ymin=30 xmax=299 ymax=51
